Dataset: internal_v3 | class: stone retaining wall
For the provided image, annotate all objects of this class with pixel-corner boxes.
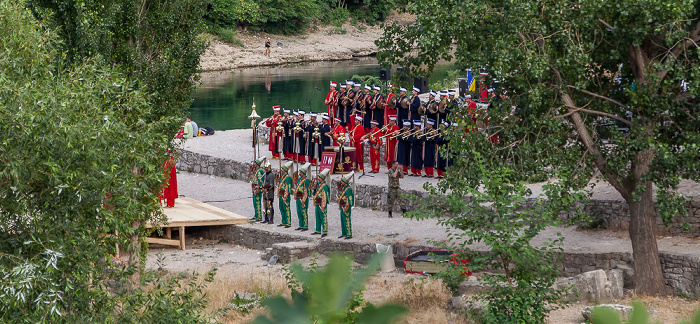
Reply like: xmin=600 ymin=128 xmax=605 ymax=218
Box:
xmin=187 ymin=224 xmax=700 ymax=297
xmin=178 ymin=149 xmax=700 ymax=236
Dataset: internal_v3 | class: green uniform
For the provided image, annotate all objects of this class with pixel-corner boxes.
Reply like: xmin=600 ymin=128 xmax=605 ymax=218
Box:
xmin=339 ymin=185 xmax=354 ymax=237
xmin=252 ymin=169 xmax=265 ymax=220
xmin=278 ymin=174 xmax=292 ymax=226
xmin=313 ymin=182 xmax=329 ymax=234
xmin=295 ymin=177 xmax=310 ymax=229
xmin=387 ymin=169 xmax=403 ymax=212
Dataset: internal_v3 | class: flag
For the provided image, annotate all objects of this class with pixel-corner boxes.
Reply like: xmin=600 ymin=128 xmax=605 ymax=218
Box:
xmin=467 ymin=69 xmax=476 ymax=92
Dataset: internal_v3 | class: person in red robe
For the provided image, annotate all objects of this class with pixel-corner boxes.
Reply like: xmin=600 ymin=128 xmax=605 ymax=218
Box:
xmin=384 ymin=83 xmax=397 ymax=126
xmin=324 ymin=81 xmax=338 ymax=127
xmin=366 ymin=120 xmax=383 ymax=173
xmin=162 ymin=156 xmax=178 ymax=208
xmin=331 ymin=118 xmax=345 ymax=146
xmin=465 ymin=94 xmax=478 ymax=133
xmin=383 ymin=115 xmax=399 ymax=169
xmin=350 ymin=115 xmax=365 ymax=172
xmin=265 ymin=105 xmax=282 ymax=159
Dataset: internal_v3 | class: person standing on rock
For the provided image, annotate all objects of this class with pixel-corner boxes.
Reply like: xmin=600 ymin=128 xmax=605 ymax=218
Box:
xmin=277 ymin=161 xmax=293 ymax=228
xmin=294 ymin=163 xmax=311 ymax=231
xmin=265 ymin=37 xmax=271 ymax=57
xmin=387 ymin=160 xmax=404 ymax=218
xmin=338 ymin=172 xmax=354 ymax=239
xmin=262 ymin=160 xmax=276 ymax=224
xmin=249 ymin=157 xmax=267 ymax=221
xmin=311 ymin=169 xmax=330 ymax=237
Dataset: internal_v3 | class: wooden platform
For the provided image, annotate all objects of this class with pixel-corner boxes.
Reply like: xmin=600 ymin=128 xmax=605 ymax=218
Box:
xmin=147 ymin=196 xmax=248 ymax=250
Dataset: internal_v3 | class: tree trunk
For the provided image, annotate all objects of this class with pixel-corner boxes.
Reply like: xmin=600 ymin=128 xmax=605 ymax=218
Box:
xmin=627 ymin=181 xmax=667 ymax=296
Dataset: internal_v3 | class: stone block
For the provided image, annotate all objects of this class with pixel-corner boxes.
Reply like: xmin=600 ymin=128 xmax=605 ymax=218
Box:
xmin=568 ymin=269 xmax=624 ymax=302
xmin=581 ymin=304 xmax=633 ymax=321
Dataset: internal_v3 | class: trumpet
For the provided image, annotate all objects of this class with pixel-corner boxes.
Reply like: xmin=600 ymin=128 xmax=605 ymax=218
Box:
xmin=403 ymin=128 xmax=423 ymax=139
xmin=426 ymin=130 xmax=441 ymax=140
xmin=378 ymin=124 xmax=390 ymax=133
xmin=419 ymin=129 xmax=438 ymax=139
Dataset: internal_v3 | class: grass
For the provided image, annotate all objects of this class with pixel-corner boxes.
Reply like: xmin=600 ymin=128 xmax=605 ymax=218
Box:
xmin=214 ymin=27 xmax=245 ymax=47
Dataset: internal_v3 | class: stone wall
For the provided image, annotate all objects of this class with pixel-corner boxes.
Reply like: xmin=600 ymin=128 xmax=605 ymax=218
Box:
xmin=187 ymin=224 xmax=700 ymax=298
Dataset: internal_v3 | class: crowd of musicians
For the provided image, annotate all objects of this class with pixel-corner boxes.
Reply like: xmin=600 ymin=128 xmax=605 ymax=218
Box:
xmin=263 ymin=79 xmax=470 ymax=177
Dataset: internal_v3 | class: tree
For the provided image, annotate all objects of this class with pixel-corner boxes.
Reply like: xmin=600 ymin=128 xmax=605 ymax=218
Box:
xmin=0 ymin=1 xmax=212 ymax=321
xmin=377 ymin=0 xmax=700 ymax=296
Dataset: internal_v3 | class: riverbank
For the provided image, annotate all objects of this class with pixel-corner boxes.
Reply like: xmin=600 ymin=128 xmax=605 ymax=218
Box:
xmin=199 ymin=14 xmax=412 ymax=71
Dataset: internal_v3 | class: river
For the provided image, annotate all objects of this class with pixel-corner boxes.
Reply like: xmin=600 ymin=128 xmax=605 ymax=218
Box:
xmin=189 ymin=57 xmax=457 ymax=130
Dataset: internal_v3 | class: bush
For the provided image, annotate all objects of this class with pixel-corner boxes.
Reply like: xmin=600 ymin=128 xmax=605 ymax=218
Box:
xmin=214 ymin=27 xmax=244 ymax=47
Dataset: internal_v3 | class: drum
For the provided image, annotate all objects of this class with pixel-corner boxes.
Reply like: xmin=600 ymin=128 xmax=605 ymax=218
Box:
xmin=314 ymin=196 xmax=322 ymax=206
xmin=333 ymin=146 xmax=357 ymax=173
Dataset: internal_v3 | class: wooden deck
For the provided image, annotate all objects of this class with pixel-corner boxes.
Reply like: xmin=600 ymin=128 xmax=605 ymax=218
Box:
xmin=147 ymin=197 xmax=248 ymax=250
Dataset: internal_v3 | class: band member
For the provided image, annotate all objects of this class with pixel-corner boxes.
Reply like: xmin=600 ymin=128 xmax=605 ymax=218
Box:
xmin=423 ymin=118 xmax=438 ymax=177
xmin=338 ymin=171 xmax=354 ymax=239
xmin=408 ymin=120 xmax=424 ymax=176
xmin=446 ymin=90 xmax=458 ymax=125
xmin=425 ymin=91 xmax=438 ymax=123
xmin=435 ymin=121 xmax=449 ymax=178
xmin=396 ymin=120 xmax=412 ymax=173
xmin=331 ymin=118 xmax=346 ymax=146
xmin=265 ymin=105 xmax=282 ymax=159
xmin=344 ymin=81 xmax=355 ymax=126
xmin=384 ymin=115 xmax=399 ymax=169
xmin=305 ymin=113 xmax=319 ymax=164
xmin=437 ymin=90 xmax=449 ymax=125
xmin=464 ymin=94 xmax=478 ymax=133
xmin=366 ymin=120 xmax=383 ymax=173
xmin=295 ymin=110 xmax=307 ymax=163
xmin=311 ymin=169 xmax=330 ymax=237
xmin=384 ymin=83 xmax=397 ymax=125
xmin=324 ymin=81 xmax=338 ymax=127
xmin=337 ymin=83 xmax=347 ymax=126
xmin=371 ymin=85 xmax=384 ymax=130
xmin=352 ymin=83 xmax=364 ymax=117
xmin=320 ymin=115 xmax=332 ymax=148
xmin=387 ymin=160 xmax=404 ymax=218
xmin=397 ymin=87 xmax=409 ymax=127
xmin=249 ymin=157 xmax=267 ymax=221
xmin=362 ymin=84 xmax=373 ymax=131
xmin=262 ymin=160 xmax=275 ymax=224
xmin=277 ymin=161 xmax=293 ymax=228
xmin=350 ymin=115 xmax=365 ymax=172
xmin=294 ymin=163 xmax=311 ymax=231
xmin=409 ymin=87 xmax=421 ymax=122
xmin=283 ymin=109 xmax=293 ymax=159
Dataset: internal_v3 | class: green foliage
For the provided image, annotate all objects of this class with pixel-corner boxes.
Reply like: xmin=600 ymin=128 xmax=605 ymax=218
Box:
xmin=330 ymin=6 xmax=350 ymax=27
xmin=255 ymin=253 xmax=407 ymax=324
xmin=214 ymin=27 xmax=245 ymax=47
xmin=429 ymin=69 xmax=464 ymax=91
xmin=0 ymin=1 xmax=213 ymax=322
xmin=408 ymin=156 xmax=579 ymax=323
xmin=378 ymin=0 xmax=700 ymax=294
xmin=208 ymin=0 xmax=264 ymax=28
xmin=591 ymin=302 xmax=700 ymax=324
xmin=351 ymin=75 xmax=383 ymax=88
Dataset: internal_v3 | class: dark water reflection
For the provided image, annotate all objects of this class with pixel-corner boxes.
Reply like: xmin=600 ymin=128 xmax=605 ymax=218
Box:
xmin=190 ymin=57 xmax=456 ymax=130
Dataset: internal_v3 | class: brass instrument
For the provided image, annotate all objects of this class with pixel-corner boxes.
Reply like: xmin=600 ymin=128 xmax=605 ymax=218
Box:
xmin=426 ymin=129 xmax=441 ymax=140
xmin=399 ymin=97 xmax=409 ymax=109
xmin=378 ymin=124 xmax=390 ymax=133
xmin=401 ymin=128 xmax=422 ymax=140
xmin=427 ymin=101 xmax=439 ymax=114
xmin=387 ymin=96 xmax=397 ymax=109
xmin=418 ymin=103 xmax=427 ymax=116
xmin=419 ymin=129 xmax=438 ymax=139
xmin=343 ymin=90 xmax=355 ymax=106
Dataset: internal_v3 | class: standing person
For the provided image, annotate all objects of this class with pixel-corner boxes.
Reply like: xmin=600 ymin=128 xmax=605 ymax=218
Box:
xmin=183 ymin=116 xmax=194 ymax=139
xmin=396 ymin=87 xmax=409 ymax=127
xmin=262 ymin=161 xmax=275 ymax=224
xmin=265 ymin=106 xmax=282 ymax=159
xmin=161 ymin=151 xmax=178 ymax=208
xmin=311 ymin=169 xmax=330 ymax=237
xmin=344 ymin=81 xmax=355 ymax=126
xmin=425 ymin=91 xmax=438 ymax=123
xmin=350 ymin=115 xmax=365 ymax=172
xmin=435 ymin=121 xmax=450 ymax=179
xmin=294 ymin=163 xmax=311 ymax=231
xmin=365 ymin=120 xmax=383 ymax=173
xmin=306 ymin=113 xmax=319 ymax=164
xmin=277 ymin=161 xmax=293 ymax=228
xmin=372 ymin=85 xmax=385 ymax=129
xmin=408 ymin=120 xmax=424 ymax=176
xmin=422 ymin=119 xmax=437 ymax=177
xmin=384 ymin=83 xmax=397 ymax=126
xmin=409 ymin=87 xmax=421 ymax=122
xmin=249 ymin=157 xmax=267 ymax=221
xmin=324 ymin=82 xmax=339 ymax=127
xmin=387 ymin=161 xmax=404 ymax=218
xmin=264 ymin=37 xmax=271 ymax=56
xmin=396 ymin=121 xmax=412 ymax=173
xmin=437 ymin=90 xmax=450 ymax=125
xmin=331 ymin=118 xmax=346 ymax=146
xmin=352 ymin=83 xmax=364 ymax=116
xmin=384 ymin=115 xmax=399 ymax=169
xmin=337 ymin=83 xmax=347 ymax=126
xmin=283 ymin=109 xmax=293 ymax=159
xmin=296 ymin=110 xmax=307 ymax=163
xmin=338 ymin=171 xmax=355 ymax=239
xmin=320 ymin=115 xmax=332 ymax=149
